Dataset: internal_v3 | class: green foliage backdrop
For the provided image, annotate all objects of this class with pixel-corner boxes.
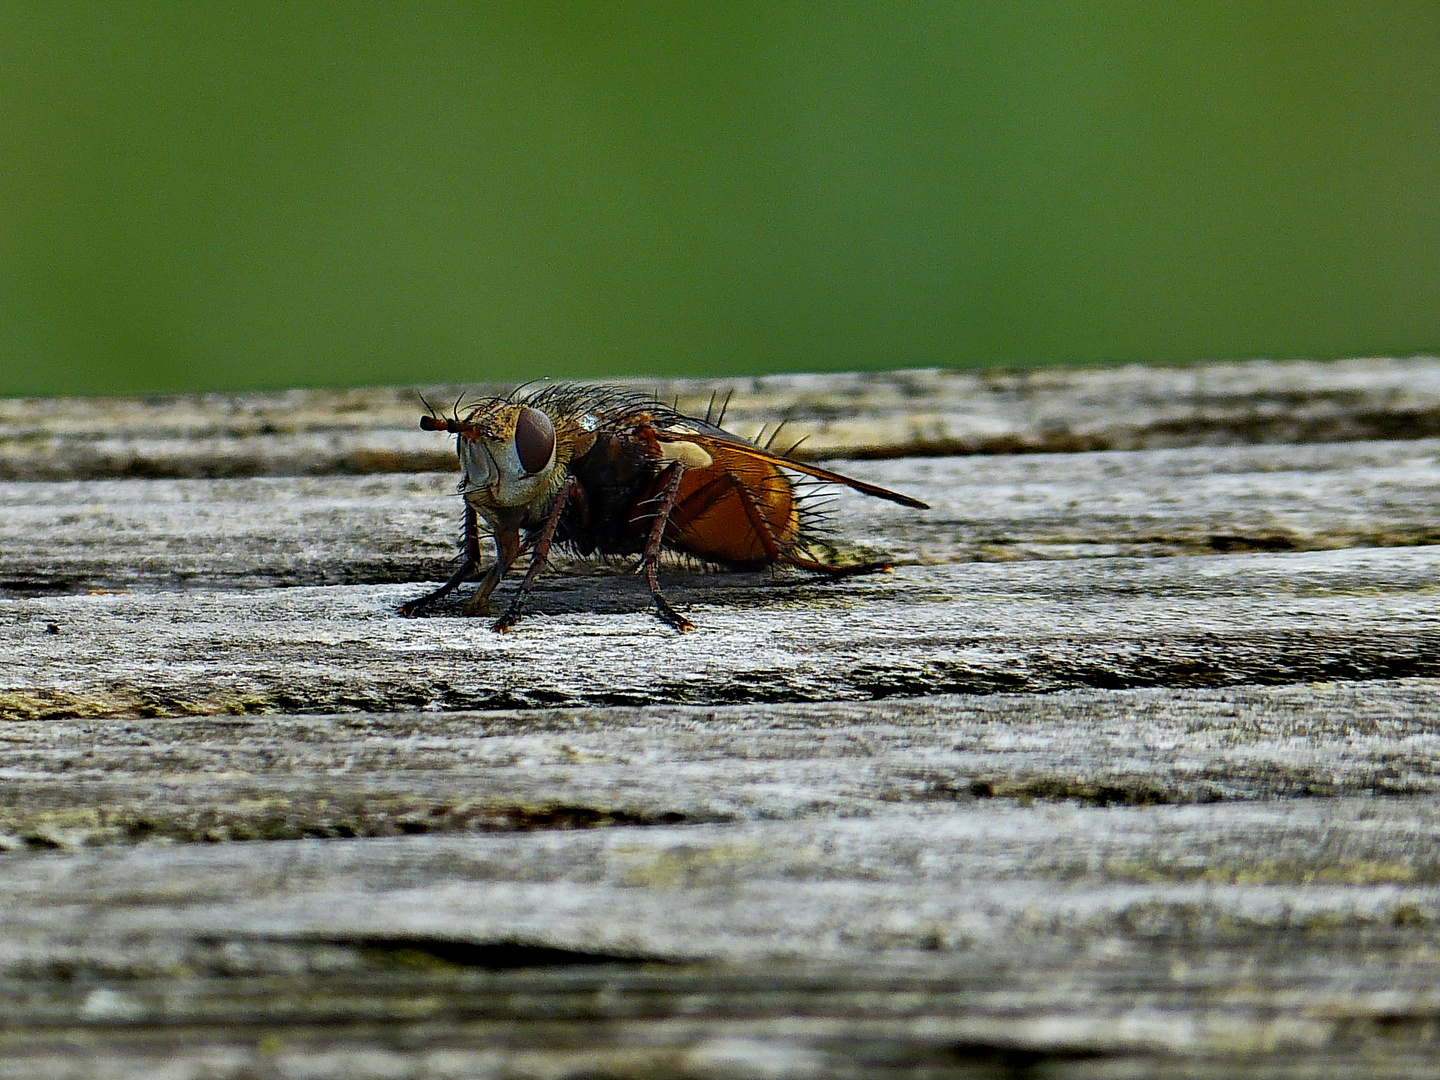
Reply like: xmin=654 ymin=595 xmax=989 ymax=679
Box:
xmin=2 ymin=3 xmax=1437 ymax=396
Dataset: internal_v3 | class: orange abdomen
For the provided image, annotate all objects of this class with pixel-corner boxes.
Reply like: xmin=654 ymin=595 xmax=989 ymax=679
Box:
xmin=658 ymin=446 xmax=801 ymax=565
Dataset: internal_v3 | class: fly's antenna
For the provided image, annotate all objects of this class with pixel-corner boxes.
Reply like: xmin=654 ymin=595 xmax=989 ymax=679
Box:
xmin=420 ymin=397 xmax=483 ymax=439
xmin=416 ymin=390 xmax=464 ymax=436
xmin=420 ymin=414 xmax=485 ymax=438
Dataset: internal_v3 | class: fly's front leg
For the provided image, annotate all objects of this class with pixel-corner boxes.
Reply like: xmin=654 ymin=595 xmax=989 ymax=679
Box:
xmin=398 ymin=504 xmax=483 ymax=617
xmin=461 ymin=525 xmax=522 ymax=617
xmin=641 ymin=463 xmax=694 ymax=632
xmin=491 ymin=479 xmax=579 ymax=632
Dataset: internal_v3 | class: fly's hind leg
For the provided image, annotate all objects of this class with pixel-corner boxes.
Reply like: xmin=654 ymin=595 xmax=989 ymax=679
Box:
xmin=639 ymin=463 xmax=695 ymax=632
xmin=399 ymin=504 xmax=485 ymax=616
xmin=781 ymin=553 xmax=895 ymax=580
xmin=722 ymin=473 xmax=894 ymax=580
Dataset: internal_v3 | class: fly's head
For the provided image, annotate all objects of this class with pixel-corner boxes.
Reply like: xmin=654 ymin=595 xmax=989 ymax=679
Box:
xmin=421 ymin=398 xmax=574 ymax=520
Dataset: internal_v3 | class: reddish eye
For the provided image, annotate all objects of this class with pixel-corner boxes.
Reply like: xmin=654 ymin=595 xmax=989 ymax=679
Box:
xmin=514 ymin=407 xmax=556 ymax=474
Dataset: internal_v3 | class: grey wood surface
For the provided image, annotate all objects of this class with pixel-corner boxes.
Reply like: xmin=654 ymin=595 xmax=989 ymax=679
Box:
xmin=5 ymin=355 xmax=1440 ymax=480
xmin=3 ymin=359 xmax=1440 ymax=1078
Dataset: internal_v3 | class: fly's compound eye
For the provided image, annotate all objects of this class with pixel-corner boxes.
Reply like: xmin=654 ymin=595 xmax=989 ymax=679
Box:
xmin=514 ymin=406 xmax=556 ymax=474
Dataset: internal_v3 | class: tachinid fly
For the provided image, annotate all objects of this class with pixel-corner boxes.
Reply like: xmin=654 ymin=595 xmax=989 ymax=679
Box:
xmin=399 ymin=383 xmax=928 ymax=632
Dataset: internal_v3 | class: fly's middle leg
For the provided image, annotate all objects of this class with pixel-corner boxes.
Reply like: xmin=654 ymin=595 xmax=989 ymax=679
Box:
xmin=640 ymin=463 xmax=694 ymax=632
xmin=490 ymin=480 xmax=578 ymax=632
xmin=461 ymin=525 xmax=523 ymax=619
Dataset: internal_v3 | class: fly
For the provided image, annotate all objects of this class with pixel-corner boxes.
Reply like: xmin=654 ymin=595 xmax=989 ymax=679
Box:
xmin=399 ymin=383 xmax=928 ymax=632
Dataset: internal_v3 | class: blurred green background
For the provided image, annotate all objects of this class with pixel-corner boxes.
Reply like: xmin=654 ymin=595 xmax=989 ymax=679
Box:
xmin=2 ymin=3 xmax=1437 ymax=397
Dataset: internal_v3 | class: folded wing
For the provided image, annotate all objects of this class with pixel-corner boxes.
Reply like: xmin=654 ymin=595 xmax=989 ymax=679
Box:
xmin=653 ymin=427 xmax=930 ymax=509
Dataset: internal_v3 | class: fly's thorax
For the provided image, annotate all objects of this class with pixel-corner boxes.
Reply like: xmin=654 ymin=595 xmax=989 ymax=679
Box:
xmin=452 ymin=399 xmax=578 ymax=518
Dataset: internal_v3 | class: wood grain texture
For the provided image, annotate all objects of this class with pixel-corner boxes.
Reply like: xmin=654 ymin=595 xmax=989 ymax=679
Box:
xmin=3 ymin=359 xmax=1440 ymax=1078
xmin=1 ymin=680 xmax=1436 ymax=848
xmin=3 ymin=437 xmax=1440 ymax=596
xmin=4 ymin=545 xmax=1440 ymax=722
xmin=4 ymin=355 xmax=1440 ymax=480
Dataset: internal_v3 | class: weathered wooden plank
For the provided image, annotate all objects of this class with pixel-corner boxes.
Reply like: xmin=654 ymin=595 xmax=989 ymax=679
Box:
xmin=9 ymin=796 xmax=1438 ymax=962
xmin=1 ymin=680 xmax=1436 ymax=848
xmin=4 ymin=951 xmax=1435 ymax=1080
xmin=2 ymin=436 xmax=1439 ymax=595
xmin=4 ymin=362 xmax=1440 ymax=1077
xmin=3 ymin=544 xmax=1438 ymax=720
xmin=5 ymin=356 xmax=1440 ymax=480
xmin=2 ymin=796 xmax=1438 ymax=1077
